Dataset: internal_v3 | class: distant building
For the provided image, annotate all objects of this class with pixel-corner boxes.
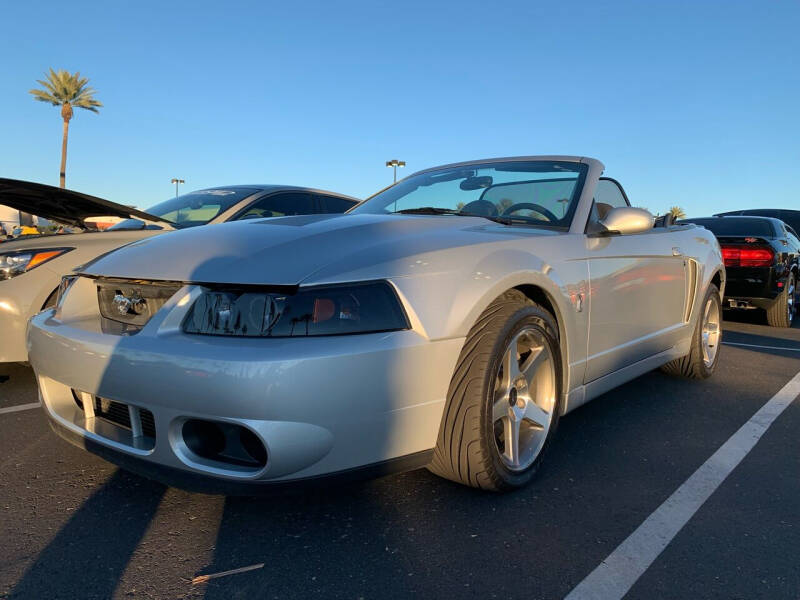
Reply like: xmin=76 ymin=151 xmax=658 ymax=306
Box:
xmin=85 ymin=215 xmax=123 ymax=230
xmin=1 ymin=204 xmax=34 ymax=230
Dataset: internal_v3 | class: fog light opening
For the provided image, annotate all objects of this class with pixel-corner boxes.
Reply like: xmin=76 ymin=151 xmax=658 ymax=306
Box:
xmin=239 ymin=426 xmax=268 ymax=466
xmin=181 ymin=419 xmax=267 ymax=470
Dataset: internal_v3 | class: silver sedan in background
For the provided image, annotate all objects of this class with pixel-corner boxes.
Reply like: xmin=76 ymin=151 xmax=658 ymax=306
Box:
xmin=0 ymin=180 xmax=358 ymax=362
xmin=27 ymin=156 xmax=724 ymax=492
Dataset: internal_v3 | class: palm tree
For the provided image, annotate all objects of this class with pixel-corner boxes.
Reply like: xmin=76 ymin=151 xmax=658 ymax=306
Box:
xmin=29 ymin=69 xmax=102 ymax=188
xmin=669 ymin=206 xmax=687 ymax=220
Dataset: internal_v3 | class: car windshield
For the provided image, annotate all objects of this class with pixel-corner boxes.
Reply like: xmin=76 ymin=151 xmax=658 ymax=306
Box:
xmin=108 ymin=188 xmax=260 ymax=230
xmin=351 ymin=160 xmax=588 ymax=229
xmin=684 ymin=217 xmax=776 ymax=237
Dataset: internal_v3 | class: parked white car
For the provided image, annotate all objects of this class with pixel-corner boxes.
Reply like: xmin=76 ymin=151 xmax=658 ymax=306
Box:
xmin=0 ymin=179 xmax=358 ymax=362
xmin=28 ymin=156 xmax=724 ymax=492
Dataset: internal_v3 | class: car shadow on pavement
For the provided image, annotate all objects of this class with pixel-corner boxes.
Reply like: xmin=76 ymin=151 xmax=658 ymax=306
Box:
xmin=8 ymin=469 xmax=166 ymax=599
xmin=190 ymin=358 xmax=782 ymax=600
xmin=723 ymin=332 xmax=800 ymax=359
xmin=196 ymin=474 xmax=499 ymax=599
xmin=723 ymin=308 xmax=800 ymax=329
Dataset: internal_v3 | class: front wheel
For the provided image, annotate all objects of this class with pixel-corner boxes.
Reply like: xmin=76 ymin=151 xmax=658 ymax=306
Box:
xmin=661 ymin=283 xmax=722 ymax=379
xmin=766 ymin=273 xmax=796 ymax=328
xmin=428 ymin=290 xmax=562 ymax=491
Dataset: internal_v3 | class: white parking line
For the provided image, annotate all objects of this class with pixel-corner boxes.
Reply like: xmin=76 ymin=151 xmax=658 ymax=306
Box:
xmin=565 ymin=370 xmax=800 ymax=600
xmin=0 ymin=402 xmax=41 ymax=415
xmin=723 ymin=341 xmax=800 ymax=352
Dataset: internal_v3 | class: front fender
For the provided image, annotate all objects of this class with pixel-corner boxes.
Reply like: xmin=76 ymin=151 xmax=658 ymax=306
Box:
xmin=390 ymin=246 xmax=589 ymax=394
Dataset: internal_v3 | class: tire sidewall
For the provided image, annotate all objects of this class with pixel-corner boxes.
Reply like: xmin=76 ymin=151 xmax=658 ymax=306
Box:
xmin=696 ymin=284 xmax=722 ymax=377
xmin=482 ymin=305 xmax=562 ymax=488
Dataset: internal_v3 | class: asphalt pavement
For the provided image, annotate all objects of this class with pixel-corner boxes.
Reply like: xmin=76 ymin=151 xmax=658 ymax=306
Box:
xmin=1 ymin=311 xmax=798 ymax=599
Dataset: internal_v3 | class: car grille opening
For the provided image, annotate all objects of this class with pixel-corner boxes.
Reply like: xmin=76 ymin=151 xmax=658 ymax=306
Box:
xmin=70 ymin=389 xmax=156 ymax=442
xmin=95 ymin=397 xmax=133 ymax=429
xmin=182 ymin=419 xmax=267 ymax=470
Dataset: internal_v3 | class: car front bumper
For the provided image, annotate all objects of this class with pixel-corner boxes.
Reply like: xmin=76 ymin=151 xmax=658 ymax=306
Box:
xmin=0 ymin=265 xmax=61 ymax=362
xmin=27 ymin=295 xmax=463 ymax=491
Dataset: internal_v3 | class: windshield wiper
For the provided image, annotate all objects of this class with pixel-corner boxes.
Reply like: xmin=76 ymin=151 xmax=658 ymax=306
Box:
xmin=394 ymin=207 xmax=459 ymax=215
xmin=394 ymin=206 xmax=521 ymax=226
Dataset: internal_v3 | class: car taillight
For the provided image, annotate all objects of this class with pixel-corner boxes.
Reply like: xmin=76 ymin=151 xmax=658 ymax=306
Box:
xmin=721 ymin=245 xmax=774 ymax=267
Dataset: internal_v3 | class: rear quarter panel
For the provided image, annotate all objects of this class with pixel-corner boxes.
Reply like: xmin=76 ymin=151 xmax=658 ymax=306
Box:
xmin=673 ymin=224 xmax=725 ymax=319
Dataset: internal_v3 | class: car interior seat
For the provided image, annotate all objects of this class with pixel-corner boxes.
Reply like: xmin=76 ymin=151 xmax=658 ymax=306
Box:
xmin=460 ymin=199 xmax=499 ymax=216
xmin=595 ymin=202 xmax=613 ymax=220
xmin=655 ymin=213 xmax=674 ymax=228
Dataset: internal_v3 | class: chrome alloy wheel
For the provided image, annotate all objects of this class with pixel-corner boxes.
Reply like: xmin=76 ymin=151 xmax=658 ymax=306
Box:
xmin=701 ymin=296 xmax=721 ymax=368
xmin=492 ymin=327 xmax=556 ymax=471
xmin=786 ymin=277 xmax=795 ymax=324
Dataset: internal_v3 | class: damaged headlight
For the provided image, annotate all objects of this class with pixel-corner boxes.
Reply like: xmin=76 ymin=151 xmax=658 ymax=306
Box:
xmin=0 ymin=248 xmax=73 ymax=280
xmin=182 ymin=281 xmax=409 ymax=337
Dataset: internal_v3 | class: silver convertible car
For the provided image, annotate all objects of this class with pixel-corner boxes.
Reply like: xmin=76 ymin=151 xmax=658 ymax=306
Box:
xmin=28 ymin=156 xmax=725 ymax=492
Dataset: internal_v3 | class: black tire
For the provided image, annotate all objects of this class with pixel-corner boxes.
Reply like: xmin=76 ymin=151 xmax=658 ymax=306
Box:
xmin=661 ymin=284 xmax=721 ymax=379
xmin=766 ymin=273 xmax=796 ymax=328
xmin=427 ymin=290 xmax=562 ymax=491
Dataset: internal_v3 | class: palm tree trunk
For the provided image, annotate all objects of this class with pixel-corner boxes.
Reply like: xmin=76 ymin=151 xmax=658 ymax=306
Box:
xmin=60 ymin=117 xmax=69 ymax=188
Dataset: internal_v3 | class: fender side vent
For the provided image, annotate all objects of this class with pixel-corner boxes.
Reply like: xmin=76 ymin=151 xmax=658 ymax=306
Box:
xmin=684 ymin=259 xmax=698 ymax=323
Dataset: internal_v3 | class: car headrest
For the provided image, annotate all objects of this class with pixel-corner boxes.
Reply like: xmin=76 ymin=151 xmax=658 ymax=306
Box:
xmin=460 ymin=199 xmax=498 ymax=217
xmin=595 ymin=202 xmax=613 ymax=220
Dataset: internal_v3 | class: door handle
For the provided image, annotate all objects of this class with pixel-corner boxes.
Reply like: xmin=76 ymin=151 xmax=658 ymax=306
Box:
xmin=672 ymin=247 xmax=683 ymax=256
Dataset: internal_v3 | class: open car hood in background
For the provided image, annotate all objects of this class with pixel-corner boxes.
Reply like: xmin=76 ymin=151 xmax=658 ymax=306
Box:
xmin=0 ymin=178 xmax=171 ymax=229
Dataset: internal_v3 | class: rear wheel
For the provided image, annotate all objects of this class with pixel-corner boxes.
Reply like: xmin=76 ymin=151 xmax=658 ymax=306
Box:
xmin=661 ymin=284 xmax=721 ymax=379
xmin=766 ymin=273 xmax=796 ymax=328
xmin=428 ymin=290 xmax=562 ymax=491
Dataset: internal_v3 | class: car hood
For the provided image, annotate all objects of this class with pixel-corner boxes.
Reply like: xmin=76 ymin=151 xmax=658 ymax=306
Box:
xmin=0 ymin=178 xmax=172 ymax=229
xmin=82 ymin=213 xmax=561 ymax=285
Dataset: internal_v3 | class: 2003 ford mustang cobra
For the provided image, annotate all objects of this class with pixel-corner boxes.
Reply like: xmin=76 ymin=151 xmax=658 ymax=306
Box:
xmin=28 ymin=156 xmax=725 ymax=492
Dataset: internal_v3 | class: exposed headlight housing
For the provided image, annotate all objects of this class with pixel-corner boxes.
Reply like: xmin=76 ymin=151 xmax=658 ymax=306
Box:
xmin=182 ymin=281 xmax=409 ymax=337
xmin=0 ymin=248 xmax=73 ymax=280
xmin=55 ymin=274 xmax=79 ymax=308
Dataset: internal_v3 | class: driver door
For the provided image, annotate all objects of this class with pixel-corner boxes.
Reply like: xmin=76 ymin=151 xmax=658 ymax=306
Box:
xmin=583 ymin=180 xmax=687 ymax=382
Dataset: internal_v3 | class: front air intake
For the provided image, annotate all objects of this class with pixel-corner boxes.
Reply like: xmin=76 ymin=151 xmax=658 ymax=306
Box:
xmin=181 ymin=419 xmax=267 ymax=470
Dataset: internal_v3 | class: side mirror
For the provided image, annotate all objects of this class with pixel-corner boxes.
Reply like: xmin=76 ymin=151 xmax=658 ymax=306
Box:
xmin=599 ymin=207 xmax=655 ymax=235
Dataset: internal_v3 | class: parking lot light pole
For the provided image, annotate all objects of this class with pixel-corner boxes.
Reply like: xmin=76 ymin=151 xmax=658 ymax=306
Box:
xmin=385 ymin=159 xmax=406 ymax=183
xmin=171 ymin=178 xmax=185 ymax=198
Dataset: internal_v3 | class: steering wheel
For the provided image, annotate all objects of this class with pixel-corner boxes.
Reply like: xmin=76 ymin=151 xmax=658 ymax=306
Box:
xmin=501 ymin=202 xmax=559 ymax=222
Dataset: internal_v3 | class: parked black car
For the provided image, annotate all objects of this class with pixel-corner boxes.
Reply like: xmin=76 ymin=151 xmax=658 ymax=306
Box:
xmin=715 ymin=209 xmax=800 ymax=236
xmin=682 ymin=216 xmax=800 ymax=327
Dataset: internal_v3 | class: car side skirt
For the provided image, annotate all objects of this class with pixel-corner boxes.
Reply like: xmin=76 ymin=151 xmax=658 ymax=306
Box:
xmin=564 ymin=342 xmax=690 ymax=413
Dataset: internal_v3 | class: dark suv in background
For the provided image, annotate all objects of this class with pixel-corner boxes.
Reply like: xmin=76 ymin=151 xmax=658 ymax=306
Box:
xmin=682 ymin=215 xmax=800 ymax=327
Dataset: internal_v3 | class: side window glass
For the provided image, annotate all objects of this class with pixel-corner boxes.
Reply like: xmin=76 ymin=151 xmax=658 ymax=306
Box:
xmin=318 ymin=195 xmax=356 ymax=214
xmin=588 ymin=179 xmax=629 ymax=226
xmin=234 ymin=193 xmax=315 ymax=220
xmin=785 ymin=225 xmax=800 ymax=248
xmin=595 ymin=179 xmax=628 ymax=209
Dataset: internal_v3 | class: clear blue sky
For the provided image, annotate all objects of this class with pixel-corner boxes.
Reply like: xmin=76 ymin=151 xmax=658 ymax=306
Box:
xmin=1 ymin=0 xmax=798 ymax=217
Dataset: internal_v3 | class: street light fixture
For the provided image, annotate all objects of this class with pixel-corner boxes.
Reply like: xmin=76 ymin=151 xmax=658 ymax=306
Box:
xmin=171 ymin=178 xmax=185 ymax=198
xmin=385 ymin=159 xmax=406 ymax=183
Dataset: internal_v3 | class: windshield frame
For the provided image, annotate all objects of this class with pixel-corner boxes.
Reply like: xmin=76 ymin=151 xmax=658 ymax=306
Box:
xmin=352 ymin=158 xmax=590 ymax=230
